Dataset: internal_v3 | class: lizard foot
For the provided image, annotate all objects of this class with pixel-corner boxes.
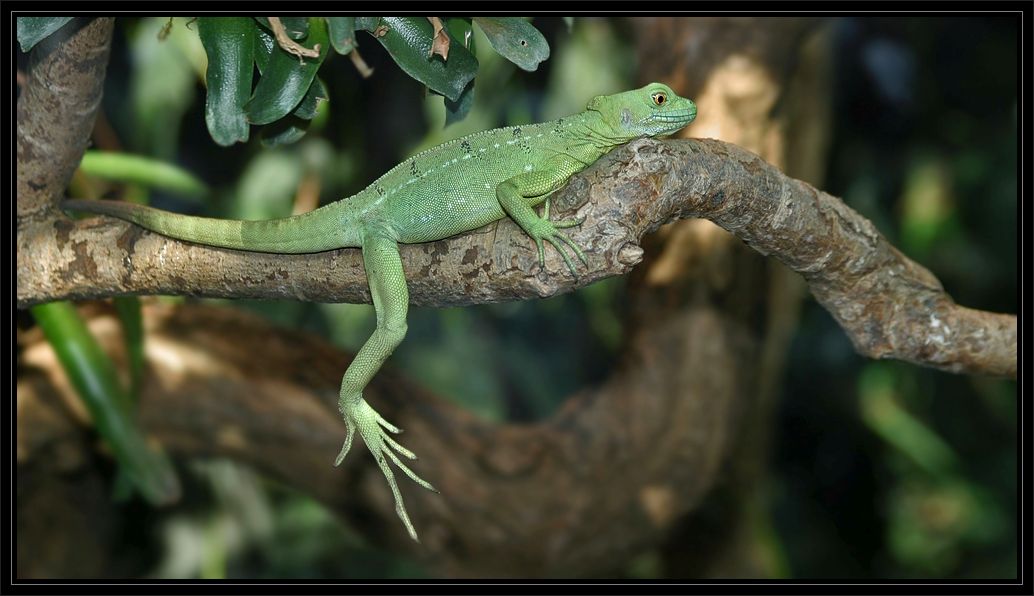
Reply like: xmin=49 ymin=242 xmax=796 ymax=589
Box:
xmin=335 ymin=397 xmax=437 ymax=542
xmin=533 ymin=198 xmax=587 ymax=275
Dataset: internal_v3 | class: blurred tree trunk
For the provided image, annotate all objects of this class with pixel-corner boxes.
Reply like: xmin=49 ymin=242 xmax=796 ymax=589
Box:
xmin=629 ymin=16 xmax=832 ymax=577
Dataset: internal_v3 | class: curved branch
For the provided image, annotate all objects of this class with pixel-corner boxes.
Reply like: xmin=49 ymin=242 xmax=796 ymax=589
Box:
xmin=19 ymin=139 xmax=1015 ymax=377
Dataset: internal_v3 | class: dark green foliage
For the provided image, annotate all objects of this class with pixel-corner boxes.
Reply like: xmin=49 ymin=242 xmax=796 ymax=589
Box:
xmin=326 ymin=17 xmax=357 ymax=54
xmin=16 ymin=16 xmax=554 ymax=146
xmin=195 ymin=17 xmax=552 ymax=145
xmin=260 ymin=78 xmax=329 ymax=148
xmin=245 ymin=18 xmax=329 ymax=125
xmin=356 ymin=17 xmax=479 ymax=103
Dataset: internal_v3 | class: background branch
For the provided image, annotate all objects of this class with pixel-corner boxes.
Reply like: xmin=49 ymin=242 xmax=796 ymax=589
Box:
xmin=18 ymin=301 xmax=749 ymax=577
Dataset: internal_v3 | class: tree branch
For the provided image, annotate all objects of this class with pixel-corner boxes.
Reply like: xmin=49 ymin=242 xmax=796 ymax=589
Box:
xmin=19 ymin=139 xmax=1015 ymax=377
xmin=17 ymin=18 xmax=114 ymax=221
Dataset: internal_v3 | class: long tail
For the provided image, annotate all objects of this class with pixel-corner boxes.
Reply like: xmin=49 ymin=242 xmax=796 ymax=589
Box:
xmin=61 ymin=199 xmax=360 ymax=254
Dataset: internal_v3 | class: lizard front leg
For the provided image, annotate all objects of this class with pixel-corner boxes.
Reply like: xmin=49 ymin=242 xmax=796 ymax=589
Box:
xmin=333 ymin=229 xmax=436 ymax=542
xmin=496 ymin=169 xmax=588 ymax=275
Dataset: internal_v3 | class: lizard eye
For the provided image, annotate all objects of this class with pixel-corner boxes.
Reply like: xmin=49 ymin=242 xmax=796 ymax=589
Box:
xmin=651 ymin=92 xmax=667 ymax=106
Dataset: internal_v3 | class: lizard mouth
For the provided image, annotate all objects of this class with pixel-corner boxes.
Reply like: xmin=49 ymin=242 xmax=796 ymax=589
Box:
xmin=644 ymin=108 xmax=696 ymax=133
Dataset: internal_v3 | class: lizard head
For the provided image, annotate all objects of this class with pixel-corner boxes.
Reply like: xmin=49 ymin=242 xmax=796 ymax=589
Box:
xmin=586 ymin=82 xmax=697 ymax=141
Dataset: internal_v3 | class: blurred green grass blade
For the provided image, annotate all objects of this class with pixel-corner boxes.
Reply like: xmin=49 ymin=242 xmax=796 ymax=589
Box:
xmin=246 ymin=17 xmax=329 ymax=126
xmin=113 ymin=296 xmax=145 ymax=401
xmin=198 ymin=17 xmax=256 ymax=146
xmin=17 ymin=16 xmax=73 ymax=52
xmin=327 ymin=17 xmax=357 ymax=54
xmin=859 ymin=364 xmax=959 ymax=476
xmin=473 ymin=17 xmax=550 ymax=72
xmin=358 ymin=17 xmax=478 ymax=102
xmin=31 ymin=302 xmax=181 ymax=506
xmin=79 ymin=151 xmax=208 ymax=200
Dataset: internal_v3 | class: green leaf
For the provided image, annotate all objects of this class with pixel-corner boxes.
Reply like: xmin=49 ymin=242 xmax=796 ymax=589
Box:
xmin=254 ymin=25 xmax=276 ymax=74
xmin=246 ymin=17 xmax=329 ymax=126
xmin=358 ymin=17 xmax=478 ymax=102
xmin=17 ymin=16 xmax=74 ymax=52
xmin=443 ymin=19 xmax=476 ymax=125
xmin=198 ymin=17 xmax=256 ymax=146
xmin=445 ymin=80 xmax=475 ymax=126
xmin=473 ymin=17 xmax=550 ymax=72
xmin=562 ymin=17 xmax=574 ymax=32
xmin=327 ymin=17 xmax=358 ymax=54
xmin=260 ymin=78 xmax=329 ymax=147
xmin=260 ymin=118 xmax=310 ymax=148
xmin=31 ymin=302 xmax=181 ymax=506
xmin=79 ymin=151 xmax=209 ymax=200
xmin=253 ymin=17 xmax=309 ymax=40
xmin=294 ymin=78 xmax=329 ymax=120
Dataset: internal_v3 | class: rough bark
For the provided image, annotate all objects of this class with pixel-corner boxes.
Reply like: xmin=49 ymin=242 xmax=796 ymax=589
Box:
xmin=17 ymin=18 xmax=114 ymax=220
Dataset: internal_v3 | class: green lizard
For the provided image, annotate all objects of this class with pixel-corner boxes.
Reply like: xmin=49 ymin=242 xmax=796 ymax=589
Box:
xmin=62 ymin=82 xmax=697 ymax=541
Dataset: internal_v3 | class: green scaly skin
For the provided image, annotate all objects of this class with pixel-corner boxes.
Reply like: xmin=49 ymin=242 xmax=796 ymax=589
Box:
xmin=62 ymin=83 xmax=697 ymax=541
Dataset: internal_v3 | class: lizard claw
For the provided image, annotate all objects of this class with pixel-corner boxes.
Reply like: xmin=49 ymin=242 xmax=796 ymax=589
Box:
xmin=336 ymin=397 xmax=437 ymax=541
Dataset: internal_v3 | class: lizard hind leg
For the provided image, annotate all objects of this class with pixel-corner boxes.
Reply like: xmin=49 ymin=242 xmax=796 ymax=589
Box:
xmin=332 ymin=231 xmax=437 ymax=543
xmin=498 ymin=176 xmax=589 ymax=276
